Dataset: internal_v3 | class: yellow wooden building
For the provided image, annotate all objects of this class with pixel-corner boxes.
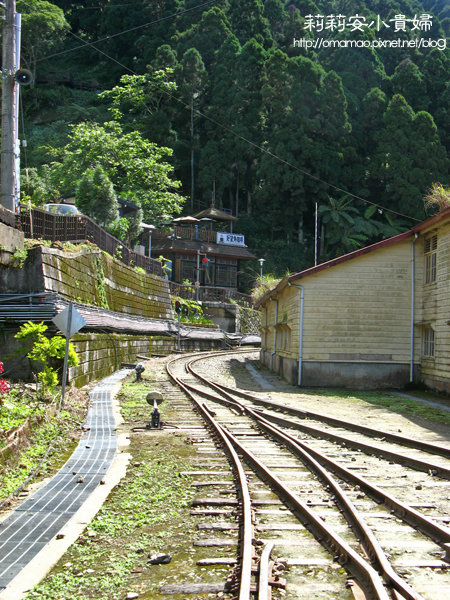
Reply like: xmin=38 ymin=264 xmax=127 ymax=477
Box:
xmin=257 ymin=208 xmax=450 ymax=393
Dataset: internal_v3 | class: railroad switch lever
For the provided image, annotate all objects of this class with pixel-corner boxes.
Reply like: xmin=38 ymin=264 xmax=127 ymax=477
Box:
xmin=131 ymin=390 xmax=164 ymax=432
xmin=150 ymin=406 xmax=160 ymax=429
xmin=146 ymin=390 xmax=163 ymax=430
xmin=135 ymin=363 xmax=145 ymax=381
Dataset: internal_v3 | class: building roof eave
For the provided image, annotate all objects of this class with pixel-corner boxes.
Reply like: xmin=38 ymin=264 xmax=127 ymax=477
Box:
xmin=256 ymin=206 xmax=450 ymax=309
xmin=151 ymin=237 xmax=256 ymax=260
xmin=255 ymin=275 xmax=290 ymax=308
xmin=412 ymin=206 xmax=450 ymax=233
xmin=255 ymin=230 xmax=414 ymax=308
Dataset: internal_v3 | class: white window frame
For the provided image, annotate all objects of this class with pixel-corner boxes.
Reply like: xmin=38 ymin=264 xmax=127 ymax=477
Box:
xmin=423 ymin=326 xmax=435 ymax=357
xmin=424 ymin=234 xmax=437 ymax=284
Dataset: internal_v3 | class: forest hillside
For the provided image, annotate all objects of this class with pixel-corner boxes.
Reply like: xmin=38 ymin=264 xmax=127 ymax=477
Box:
xmin=17 ymin=0 xmax=449 ymax=281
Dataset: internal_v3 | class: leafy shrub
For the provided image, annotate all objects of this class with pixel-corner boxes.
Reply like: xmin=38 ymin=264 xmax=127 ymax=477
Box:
xmin=172 ymin=296 xmax=212 ymax=324
xmin=251 ymin=274 xmax=283 ymax=303
xmin=14 ymin=321 xmax=79 ymax=395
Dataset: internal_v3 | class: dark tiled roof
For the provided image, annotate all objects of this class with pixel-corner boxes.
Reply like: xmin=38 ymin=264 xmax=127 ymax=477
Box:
xmin=193 ymin=206 xmax=237 ymax=221
xmin=152 ymin=237 xmax=256 ymax=260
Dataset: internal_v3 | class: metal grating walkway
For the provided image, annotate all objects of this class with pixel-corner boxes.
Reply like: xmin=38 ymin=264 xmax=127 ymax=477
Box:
xmin=0 ymin=369 xmax=130 ymax=591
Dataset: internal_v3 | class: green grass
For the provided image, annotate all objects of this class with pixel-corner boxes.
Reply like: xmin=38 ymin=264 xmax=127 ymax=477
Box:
xmin=119 ymin=378 xmax=153 ymax=422
xmin=26 ymin=442 xmax=195 ymax=600
xmin=25 ymin=373 xmax=198 ymax=600
xmin=0 ymin=395 xmax=44 ymax=439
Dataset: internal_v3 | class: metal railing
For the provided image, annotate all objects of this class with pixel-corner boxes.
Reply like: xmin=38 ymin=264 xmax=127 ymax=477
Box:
xmin=172 ymin=225 xmax=216 ymax=242
xmin=19 ymin=207 xmax=162 ymax=276
xmin=169 ymin=281 xmax=252 ymax=306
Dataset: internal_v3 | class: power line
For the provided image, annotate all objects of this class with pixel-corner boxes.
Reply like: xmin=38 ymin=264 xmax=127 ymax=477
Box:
xmin=34 ymin=0 xmax=222 ymax=64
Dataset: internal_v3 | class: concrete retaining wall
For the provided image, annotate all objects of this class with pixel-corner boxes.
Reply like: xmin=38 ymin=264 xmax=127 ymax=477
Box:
xmin=0 ymin=222 xmax=24 ymax=266
xmin=2 ymin=328 xmax=224 ymax=388
xmin=0 ymin=246 xmax=227 ymax=387
xmin=261 ymin=350 xmax=421 ymax=390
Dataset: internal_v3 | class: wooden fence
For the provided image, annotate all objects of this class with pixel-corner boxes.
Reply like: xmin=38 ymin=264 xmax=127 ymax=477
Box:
xmin=19 ymin=207 xmax=162 ymax=276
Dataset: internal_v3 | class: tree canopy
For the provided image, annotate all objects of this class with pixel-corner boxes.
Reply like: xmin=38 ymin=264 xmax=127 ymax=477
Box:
xmin=18 ymin=0 xmax=449 ymax=276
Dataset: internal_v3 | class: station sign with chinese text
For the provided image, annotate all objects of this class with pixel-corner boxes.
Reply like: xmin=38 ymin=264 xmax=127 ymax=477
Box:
xmin=217 ymin=232 xmax=246 ymax=247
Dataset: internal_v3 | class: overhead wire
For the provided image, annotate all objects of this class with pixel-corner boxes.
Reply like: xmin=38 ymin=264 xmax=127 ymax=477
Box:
xmin=24 ymin=0 xmax=421 ymax=222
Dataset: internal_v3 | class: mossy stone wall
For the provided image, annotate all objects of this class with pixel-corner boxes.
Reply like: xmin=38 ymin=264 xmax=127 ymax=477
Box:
xmin=238 ymin=305 xmax=261 ymax=334
xmin=41 ymin=248 xmax=172 ymax=319
xmin=69 ymin=333 xmax=175 ymax=387
xmin=70 ymin=332 xmax=224 ymax=386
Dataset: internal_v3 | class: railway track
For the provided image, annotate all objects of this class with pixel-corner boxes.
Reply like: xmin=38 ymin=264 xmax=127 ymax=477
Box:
xmin=165 ymin=349 xmax=450 ymax=600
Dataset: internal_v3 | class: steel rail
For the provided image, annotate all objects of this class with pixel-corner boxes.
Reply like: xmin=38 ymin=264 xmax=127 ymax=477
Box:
xmin=254 ymin=409 xmax=450 ymax=479
xmin=165 ymin=356 xmax=253 ymax=600
xmin=185 ymin=355 xmax=450 ymax=548
xmin=254 ymin=408 xmax=450 ymax=546
xmin=215 ymin=413 xmax=391 ymax=600
xmin=183 ymin=355 xmax=433 ymax=599
xmin=185 ymin=356 xmax=450 ymax=477
xmin=205 ymin=378 xmax=450 ymax=460
xmin=178 ymin=354 xmax=395 ymax=598
xmin=173 ymin=350 xmax=449 ymax=599
xmin=171 ymin=352 xmax=390 ymax=598
xmin=258 ymin=542 xmax=274 ymax=600
xmin=246 ymin=409 xmax=427 ymax=600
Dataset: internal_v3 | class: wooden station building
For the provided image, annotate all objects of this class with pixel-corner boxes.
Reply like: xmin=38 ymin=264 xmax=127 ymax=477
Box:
xmin=148 ymin=206 xmax=256 ymax=291
xmin=256 ymin=208 xmax=450 ymax=393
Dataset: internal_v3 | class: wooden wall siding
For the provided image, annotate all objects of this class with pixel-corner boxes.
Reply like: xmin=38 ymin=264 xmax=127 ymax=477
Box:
xmin=419 ymin=220 xmax=450 ymax=390
xmin=303 ymin=242 xmax=413 ymax=363
xmin=259 ymin=216 xmax=450 ymax=391
xmin=40 ymin=248 xmax=173 ymax=320
xmin=268 ymin=241 xmax=415 ymax=364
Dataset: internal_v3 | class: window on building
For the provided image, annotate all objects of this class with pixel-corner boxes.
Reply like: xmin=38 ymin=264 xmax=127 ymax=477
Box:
xmin=275 ymin=324 xmax=291 ymax=352
xmin=215 ymin=263 xmax=237 ymax=287
xmin=423 ymin=326 xmax=435 ymax=357
xmin=424 ymin=234 xmax=437 ymax=284
xmin=180 ymin=259 xmax=195 ymax=283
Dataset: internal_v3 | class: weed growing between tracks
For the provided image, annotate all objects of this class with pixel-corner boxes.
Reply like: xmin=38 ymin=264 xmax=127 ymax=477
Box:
xmin=25 ymin=375 xmax=198 ymax=600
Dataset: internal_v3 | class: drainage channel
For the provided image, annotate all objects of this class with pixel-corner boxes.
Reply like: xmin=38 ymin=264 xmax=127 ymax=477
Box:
xmin=0 ymin=369 xmax=130 ymax=594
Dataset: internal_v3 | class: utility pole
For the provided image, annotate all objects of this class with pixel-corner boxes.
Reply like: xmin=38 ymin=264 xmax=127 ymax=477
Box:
xmin=190 ymin=95 xmax=194 ymax=211
xmin=1 ymin=0 xmax=20 ymax=212
xmin=314 ymin=201 xmax=318 ymax=266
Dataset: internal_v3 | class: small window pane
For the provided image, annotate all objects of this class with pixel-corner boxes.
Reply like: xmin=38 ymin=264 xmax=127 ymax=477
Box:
xmin=424 ymin=235 xmax=437 ymax=284
xmin=423 ymin=327 xmax=435 ymax=357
